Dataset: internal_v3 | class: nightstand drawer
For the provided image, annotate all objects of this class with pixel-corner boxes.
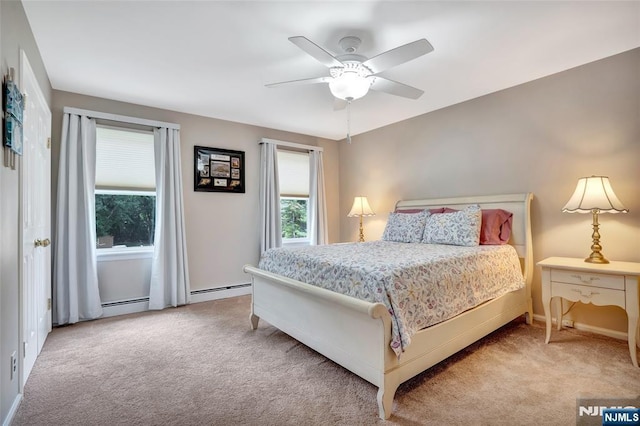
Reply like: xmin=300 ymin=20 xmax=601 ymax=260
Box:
xmin=551 ymin=269 xmax=624 ymax=290
xmin=551 ymin=282 xmax=625 ymax=307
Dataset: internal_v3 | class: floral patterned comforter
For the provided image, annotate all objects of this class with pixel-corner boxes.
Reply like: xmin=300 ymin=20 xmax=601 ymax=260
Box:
xmin=258 ymin=241 xmax=524 ymax=357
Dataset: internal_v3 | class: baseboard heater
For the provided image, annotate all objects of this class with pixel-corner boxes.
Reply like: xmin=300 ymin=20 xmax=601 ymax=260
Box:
xmin=102 ymin=297 xmax=149 ymax=308
xmin=190 ymin=283 xmax=251 ymax=295
xmin=100 ymin=284 xmax=251 ymax=313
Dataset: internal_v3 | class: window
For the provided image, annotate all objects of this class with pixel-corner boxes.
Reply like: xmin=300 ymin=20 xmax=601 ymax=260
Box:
xmin=280 ymin=197 xmax=308 ymax=239
xmin=95 ymin=191 xmax=155 ymax=248
xmin=277 ymin=149 xmax=309 ymax=243
xmin=95 ymin=126 xmax=155 ymax=250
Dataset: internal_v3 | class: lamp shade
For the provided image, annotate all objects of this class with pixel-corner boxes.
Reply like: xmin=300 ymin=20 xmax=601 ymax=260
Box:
xmin=562 ymin=176 xmax=628 ymax=214
xmin=329 ymin=73 xmax=371 ymax=101
xmin=348 ymin=196 xmax=375 ymax=217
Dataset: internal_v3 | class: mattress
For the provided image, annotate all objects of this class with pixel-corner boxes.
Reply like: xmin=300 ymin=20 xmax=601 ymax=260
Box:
xmin=259 ymin=241 xmax=525 ymax=356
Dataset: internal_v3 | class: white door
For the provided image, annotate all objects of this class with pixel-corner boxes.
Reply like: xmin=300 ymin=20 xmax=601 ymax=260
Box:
xmin=20 ymin=50 xmax=52 ymax=384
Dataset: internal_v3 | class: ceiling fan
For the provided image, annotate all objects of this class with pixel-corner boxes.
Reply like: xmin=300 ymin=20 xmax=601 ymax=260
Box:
xmin=266 ymin=35 xmax=434 ymax=103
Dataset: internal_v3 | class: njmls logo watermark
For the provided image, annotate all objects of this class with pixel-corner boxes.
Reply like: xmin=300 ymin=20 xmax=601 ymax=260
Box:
xmin=577 ymin=398 xmax=640 ymax=426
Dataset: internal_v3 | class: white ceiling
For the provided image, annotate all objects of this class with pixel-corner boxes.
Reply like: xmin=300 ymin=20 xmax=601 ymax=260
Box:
xmin=22 ymin=1 xmax=640 ymax=141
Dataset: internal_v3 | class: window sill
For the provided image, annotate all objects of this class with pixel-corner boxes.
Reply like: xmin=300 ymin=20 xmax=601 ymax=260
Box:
xmin=97 ymin=246 xmax=154 ymax=262
xmin=282 ymin=240 xmax=310 ymax=248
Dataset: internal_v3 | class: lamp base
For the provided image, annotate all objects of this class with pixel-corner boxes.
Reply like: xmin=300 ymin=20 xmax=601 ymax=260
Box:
xmin=584 ymin=210 xmax=609 ymax=264
xmin=585 ymin=252 xmax=609 ymax=264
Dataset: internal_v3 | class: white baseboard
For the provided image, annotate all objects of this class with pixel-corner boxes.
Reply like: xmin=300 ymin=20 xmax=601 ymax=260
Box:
xmin=532 ymin=314 xmax=628 ymax=341
xmin=2 ymin=393 xmax=22 ymax=426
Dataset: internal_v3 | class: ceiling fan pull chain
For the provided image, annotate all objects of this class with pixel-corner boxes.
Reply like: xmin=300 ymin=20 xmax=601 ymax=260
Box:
xmin=347 ymin=100 xmax=352 ymax=144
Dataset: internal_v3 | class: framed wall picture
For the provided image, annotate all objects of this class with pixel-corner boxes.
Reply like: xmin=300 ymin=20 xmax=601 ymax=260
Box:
xmin=3 ymin=79 xmax=24 ymax=155
xmin=194 ymin=146 xmax=245 ymax=193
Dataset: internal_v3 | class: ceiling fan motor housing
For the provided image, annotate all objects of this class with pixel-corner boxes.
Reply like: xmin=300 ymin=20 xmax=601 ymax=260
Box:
xmin=329 ymin=61 xmax=372 ymax=79
xmin=329 ymin=62 xmax=373 ymax=101
xmin=338 ymin=36 xmax=362 ymax=54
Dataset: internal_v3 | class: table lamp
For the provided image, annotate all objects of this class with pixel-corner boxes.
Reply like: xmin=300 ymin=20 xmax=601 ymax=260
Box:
xmin=348 ymin=196 xmax=375 ymax=242
xmin=562 ymin=176 xmax=628 ymax=264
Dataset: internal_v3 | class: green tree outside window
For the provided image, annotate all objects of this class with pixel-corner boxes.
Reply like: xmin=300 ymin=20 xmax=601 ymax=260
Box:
xmin=281 ymin=198 xmax=308 ymax=239
xmin=96 ymin=193 xmax=155 ymax=247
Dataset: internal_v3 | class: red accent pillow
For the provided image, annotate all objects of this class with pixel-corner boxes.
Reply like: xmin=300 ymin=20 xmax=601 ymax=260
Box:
xmin=480 ymin=209 xmax=513 ymax=245
xmin=430 ymin=207 xmax=513 ymax=245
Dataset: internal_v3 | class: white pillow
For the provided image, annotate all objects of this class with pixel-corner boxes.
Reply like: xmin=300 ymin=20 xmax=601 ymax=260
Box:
xmin=422 ymin=205 xmax=481 ymax=246
xmin=382 ymin=211 xmax=430 ymax=243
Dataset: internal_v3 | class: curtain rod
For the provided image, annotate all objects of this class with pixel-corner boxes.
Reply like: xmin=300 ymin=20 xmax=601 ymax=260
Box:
xmin=63 ymin=107 xmax=180 ymax=130
xmin=259 ymin=138 xmax=323 ymax=152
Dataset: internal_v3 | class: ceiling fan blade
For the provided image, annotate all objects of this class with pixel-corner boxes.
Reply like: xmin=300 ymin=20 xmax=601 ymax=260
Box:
xmin=363 ymin=39 xmax=434 ymax=74
xmin=266 ymin=76 xmax=331 ymax=88
xmin=288 ymin=36 xmax=344 ymax=68
xmin=370 ymin=77 xmax=424 ymax=99
xmin=333 ymin=98 xmax=348 ymax=111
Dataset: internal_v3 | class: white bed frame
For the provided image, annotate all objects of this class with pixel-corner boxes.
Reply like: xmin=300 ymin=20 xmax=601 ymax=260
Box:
xmin=243 ymin=193 xmax=533 ymax=419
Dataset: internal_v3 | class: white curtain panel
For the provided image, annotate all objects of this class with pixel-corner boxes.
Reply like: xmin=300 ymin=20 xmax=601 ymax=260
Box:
xmin=259 ymin=142 xmax=281 ymax=254
xmin=309 ymin=150 xmax=328 ymax=245
xmin=53 ymin=113 xmax=103 ymax=324
xmin=149 ymin=128 xmax=190 ymax=309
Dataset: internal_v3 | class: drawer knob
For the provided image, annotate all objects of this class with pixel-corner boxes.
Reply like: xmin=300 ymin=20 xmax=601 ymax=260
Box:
xmin=570 ymin=274 xmax=599 ymax=285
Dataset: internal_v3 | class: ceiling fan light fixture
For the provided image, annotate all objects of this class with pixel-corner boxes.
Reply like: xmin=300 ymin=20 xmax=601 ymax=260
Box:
xmin=329 ymin=72 xmax=371 ymax=101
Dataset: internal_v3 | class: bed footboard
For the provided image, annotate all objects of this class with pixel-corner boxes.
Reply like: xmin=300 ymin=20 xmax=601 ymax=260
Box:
xmin=243 ymin=264 xmax=397 ymax=417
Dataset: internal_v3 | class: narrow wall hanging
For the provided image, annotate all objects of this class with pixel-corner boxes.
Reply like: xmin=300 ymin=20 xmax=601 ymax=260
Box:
xmin=3 ymin=68 xmax=25 ymax=169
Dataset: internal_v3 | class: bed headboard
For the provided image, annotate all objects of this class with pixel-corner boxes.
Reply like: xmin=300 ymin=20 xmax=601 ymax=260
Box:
xmin=395 ymin=193 xmax=534 ymax=287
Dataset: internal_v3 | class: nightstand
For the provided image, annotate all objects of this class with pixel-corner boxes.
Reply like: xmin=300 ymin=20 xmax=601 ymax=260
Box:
xmin=538 ymin=257 xmax=640 ymax=367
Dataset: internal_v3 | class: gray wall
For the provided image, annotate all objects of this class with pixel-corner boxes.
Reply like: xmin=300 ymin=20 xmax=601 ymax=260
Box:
xmin=51 ymin=90 xmax=341 ymax=302
xmin=339 ymin=48 xmax=640 ymax=335
xmin=0 ymin=0 xmax=52 ymax=422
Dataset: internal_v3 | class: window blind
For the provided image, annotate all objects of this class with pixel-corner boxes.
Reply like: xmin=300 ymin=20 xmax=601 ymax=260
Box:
xmin=95 ymin=126 xmax=155 ymax=191
xmin=277 ymin=150 xmax=309 ymax=197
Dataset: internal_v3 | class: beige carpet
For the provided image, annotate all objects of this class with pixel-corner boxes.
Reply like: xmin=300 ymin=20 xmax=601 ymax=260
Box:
xmin=13 ymin=296 xmax=640 ymax=425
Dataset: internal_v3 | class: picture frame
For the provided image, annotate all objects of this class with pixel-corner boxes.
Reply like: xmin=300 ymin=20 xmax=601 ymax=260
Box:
xmin=194 ymin=146 xmax=245 ymax=193
xmin=3 ymin=79 xmax=24 ymax=155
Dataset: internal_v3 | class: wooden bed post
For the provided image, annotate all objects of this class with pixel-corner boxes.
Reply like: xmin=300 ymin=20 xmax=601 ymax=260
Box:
xmin=378 ymin=375 xmax=401 ymax=419
xmin=523 ymin=193 xmax=534 ymax=324
xmin=250 ymin=313 xmax=260 ymax=330
xmin=249 ymin=276 xmax=260 ymax=330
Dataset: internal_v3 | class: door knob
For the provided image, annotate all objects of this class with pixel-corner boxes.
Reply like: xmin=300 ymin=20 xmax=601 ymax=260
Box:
xmin=34 ymin=238 xmax=51 ymax=247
